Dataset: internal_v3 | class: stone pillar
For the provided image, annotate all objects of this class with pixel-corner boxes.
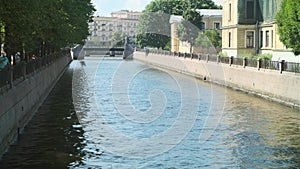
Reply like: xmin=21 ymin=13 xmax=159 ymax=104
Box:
xmin=22 ymin=62 xmax=27 ymax=80
xmin=243 ymin=58 xmax=247 ymax=68
xmin=257 ymin=59 xmax=262 ymax=70
xmin=8 ymin=65 xmax=13 ymax=88
xmin=229 ymin=56 xmax=233 ymax=66
xmin=279 ymin=60 xmax=285 ymax=74
xmin=217 ymin=55 xmax=220 ymax=63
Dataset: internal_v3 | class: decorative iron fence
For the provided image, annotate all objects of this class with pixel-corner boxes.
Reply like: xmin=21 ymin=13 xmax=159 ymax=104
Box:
xmin=135 ymin=48 xmax=299 ymax=74
xmin=285 ymin=62 xmax=300 ymax=73
xmin=219 ymin=56 xmax=229 ymax=64
xmin=0 ymin=51 xmax=69 ymax=90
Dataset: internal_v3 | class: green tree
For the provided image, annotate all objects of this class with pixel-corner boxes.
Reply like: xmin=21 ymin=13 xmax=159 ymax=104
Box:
xmin=136 ymin=0 xmax=219 ymax=49
xmin=276 ymin=0 xmax=300 ymax=55
xmin=202 ymin=30 xmax=221 ymax=48
xmin=112 ymin=32 xmax=126 ymax=47
xmin=136 ymin=12 xmax=171 ymax=49
xmin=176 ymin=8 xmax=202 ymax=53
xmin=194 ymin=30 xmax=221 ymax=53
xmin=0 ymin=0 xmax=95 ymax=57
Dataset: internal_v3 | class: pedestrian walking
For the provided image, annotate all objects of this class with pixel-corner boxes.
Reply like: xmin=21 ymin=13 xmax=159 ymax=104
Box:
xmin=0 ymin=52 xmax=9 ymax=70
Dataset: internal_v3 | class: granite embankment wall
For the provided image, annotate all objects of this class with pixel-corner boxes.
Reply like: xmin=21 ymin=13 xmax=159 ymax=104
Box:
xmin=133 ymin=51 xmax=300 ymax=108
xmin=0 ymin=55 xmax=71 ymax=157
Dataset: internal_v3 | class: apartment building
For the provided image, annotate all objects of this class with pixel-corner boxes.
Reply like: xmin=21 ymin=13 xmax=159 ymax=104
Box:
xmin=87 ymin=10 xmax=141 ymax=47
xmin=222 ymin=0 xmax=299 ymax=62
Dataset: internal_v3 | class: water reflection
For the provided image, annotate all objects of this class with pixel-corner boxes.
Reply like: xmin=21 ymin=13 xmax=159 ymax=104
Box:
xmin=0 ymin=67 xmax=85 ymax=169
xmin=72 ymin=58 xmax=299 ymax=168
xmin=223 ymin=91 xmax=300 ymax=168
xmin=0 ymin=58 xmax=299 ymax=169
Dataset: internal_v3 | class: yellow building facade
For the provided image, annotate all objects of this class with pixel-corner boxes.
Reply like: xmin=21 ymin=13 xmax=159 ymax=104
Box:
xmin=222 ymin=0 xmax=299 ymax=62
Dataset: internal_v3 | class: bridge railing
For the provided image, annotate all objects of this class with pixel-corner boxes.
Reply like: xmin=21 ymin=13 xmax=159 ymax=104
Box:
xmin=135 ymin=48 xmax=299 ymax=74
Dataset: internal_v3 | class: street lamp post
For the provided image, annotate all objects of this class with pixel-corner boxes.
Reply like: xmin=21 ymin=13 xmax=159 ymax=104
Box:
xmin=0 ymin=25 xmax=4 ymax=54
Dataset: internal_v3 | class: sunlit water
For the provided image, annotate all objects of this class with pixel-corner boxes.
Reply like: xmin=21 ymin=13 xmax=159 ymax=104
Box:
xmin=0 ymin=57 xmax=299 ymax=168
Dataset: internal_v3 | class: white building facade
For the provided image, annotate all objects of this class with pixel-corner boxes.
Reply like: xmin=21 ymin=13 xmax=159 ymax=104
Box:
xmin=87 ymin=10 xmax=141 ymax=48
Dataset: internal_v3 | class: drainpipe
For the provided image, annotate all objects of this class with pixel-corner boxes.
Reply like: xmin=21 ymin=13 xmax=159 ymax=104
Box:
xmin=255 ymin=20 xmax=259 ymax=55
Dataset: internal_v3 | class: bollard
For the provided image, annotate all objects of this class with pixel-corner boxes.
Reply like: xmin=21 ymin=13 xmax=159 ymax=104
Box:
xmin=206 ymin=54 xmax=210 ymax=62
xmin=198 ymin=54 xmax=201 ymax=60
xmin=217 ymin=55 xmax=220 ymax=63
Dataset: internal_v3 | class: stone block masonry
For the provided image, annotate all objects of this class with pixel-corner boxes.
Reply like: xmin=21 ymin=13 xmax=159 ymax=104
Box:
xmin=133 ymin=51 xmax=300 ymax=108
xmin=0 ymin=56 xmax=72 ymax=158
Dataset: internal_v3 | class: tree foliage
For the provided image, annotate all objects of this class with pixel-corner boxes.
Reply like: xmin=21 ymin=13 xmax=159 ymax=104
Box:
xmin=176 ymin=9 xmax=202 ymax=46
xmin=136 ymin=0 xmax=219 ymax=49
xmin=112 ymin=32 xmax=126 ymax=47
xmin=0 ymin=0 xmax=95 ymax=56
xmin=276 ymin=0 xmax=300 ymax=55
xmin=136 ymin=12 xmax=171 ymax=49
xmin=195 ymin=30 xmax=221 ymax=48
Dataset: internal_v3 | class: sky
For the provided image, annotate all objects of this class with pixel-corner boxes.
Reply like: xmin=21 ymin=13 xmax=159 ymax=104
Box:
xmin=91 ymin=0 xmax=223 ymax=16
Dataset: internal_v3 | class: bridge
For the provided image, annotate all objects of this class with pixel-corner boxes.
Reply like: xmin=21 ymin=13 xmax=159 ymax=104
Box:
xmin=72 ymin=43 xmax=134 ymax=60
xmin=72 ymin=45 xmax=124 ymax=59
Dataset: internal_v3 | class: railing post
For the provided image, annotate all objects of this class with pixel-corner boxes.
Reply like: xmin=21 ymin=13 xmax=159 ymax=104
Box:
xmin=217 ymin=55 xmax=220 ymax=63
xmin=8 ymin=65 xmax=13 ymax=88
xmin=229 ymin=56 xmax=233 ymax=66
xmin=21 ymin=62 xmax=26 ymax=80
xmin=243 ymin=57 xmax=247 ymax=68
xmin=257 ymin=58 xmax=262 ymax=70
xmin=279 ymin=60 xmax=285 ymax=74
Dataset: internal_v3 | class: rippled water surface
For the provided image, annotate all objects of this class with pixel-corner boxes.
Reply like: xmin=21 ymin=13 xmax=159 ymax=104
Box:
xmin=0 ymin=57 xmax=299 ymax=168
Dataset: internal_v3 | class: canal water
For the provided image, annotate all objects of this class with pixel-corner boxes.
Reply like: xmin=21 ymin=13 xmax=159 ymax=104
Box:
xmin=0 ymin=57 xmax=299 ymax=168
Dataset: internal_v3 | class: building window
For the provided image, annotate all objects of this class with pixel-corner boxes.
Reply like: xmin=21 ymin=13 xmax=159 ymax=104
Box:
xmin=229 ymin=32 xmax=232 ymax=47
xmin=201 ymin=22 xmax=206 ymax=30
xmin=265 ymin=30 xmax=269 ymax=47
xmin=229 ymin=3 xmax=232 ymax=21
xmin=260 ymin=31 xmax=263 ymax=48
xmin=213 ymin=22 xmax=221 ymax=29
xmin=246 ymin=31 xmax=254 ymax=48
xmin=246 ymin=0 xmax=254 ymax=19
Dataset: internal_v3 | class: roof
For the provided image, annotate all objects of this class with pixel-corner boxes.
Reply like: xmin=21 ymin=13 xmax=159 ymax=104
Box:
xmin=196 ymin=9 xmax=223 ymax=17
xmin=169 ymin=15 xmax=183 ymax=24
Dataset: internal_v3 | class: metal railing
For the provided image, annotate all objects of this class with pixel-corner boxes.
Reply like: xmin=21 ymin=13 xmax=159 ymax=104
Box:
xmin=0 ymin=51 xmax=69 ymax=90
xmin=135 ymin=48 xmax=299 ymax=74
xmin=285 ymin=62 xmax=300 ymax=73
